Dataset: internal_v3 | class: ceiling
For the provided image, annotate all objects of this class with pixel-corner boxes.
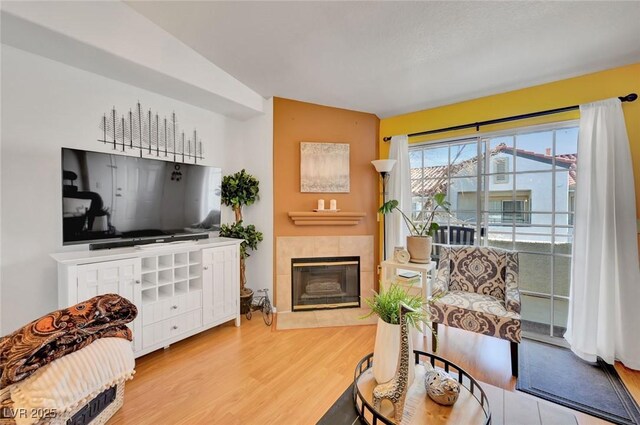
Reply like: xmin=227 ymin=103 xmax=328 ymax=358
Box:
xmin=127 ymin=1 xmax=640 ymax=118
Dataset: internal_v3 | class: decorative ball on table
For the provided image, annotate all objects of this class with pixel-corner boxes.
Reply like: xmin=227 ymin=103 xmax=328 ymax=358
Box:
xmin=424 ymin=365 xmax=460 ymax=406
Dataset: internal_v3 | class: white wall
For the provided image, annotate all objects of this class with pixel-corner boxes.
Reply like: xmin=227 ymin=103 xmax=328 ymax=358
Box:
xmin=1 ymin=2 xmax=264 ymax=119
xmin=227 ymin=98 xmax=274 ymax=300
xmin=0 ymin=45 xmax=244 ymax=334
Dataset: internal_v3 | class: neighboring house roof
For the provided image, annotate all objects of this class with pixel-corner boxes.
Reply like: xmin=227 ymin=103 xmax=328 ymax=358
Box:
xmin=411 ymin=144 xmax=577 ymax=196
xmin=556 ymin=153 xmax=577 ymax=189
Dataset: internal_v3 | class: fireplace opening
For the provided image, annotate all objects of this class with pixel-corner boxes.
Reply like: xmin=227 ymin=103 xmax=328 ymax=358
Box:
xmin=291 ymin=256 xmax=360 ymax=311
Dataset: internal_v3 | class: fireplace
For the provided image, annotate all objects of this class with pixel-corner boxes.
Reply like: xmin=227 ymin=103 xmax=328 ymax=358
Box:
xmin=291 ymin=256 xmax=360 ymax=311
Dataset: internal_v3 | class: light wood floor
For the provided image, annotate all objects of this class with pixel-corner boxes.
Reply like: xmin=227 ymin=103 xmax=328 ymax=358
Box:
xmin=110 ymin=316 xmax=640 ymax=425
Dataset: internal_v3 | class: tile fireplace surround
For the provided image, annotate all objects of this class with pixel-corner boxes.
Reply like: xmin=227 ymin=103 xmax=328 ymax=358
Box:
xmin=276 ymin=236 xmax=374 ymax=313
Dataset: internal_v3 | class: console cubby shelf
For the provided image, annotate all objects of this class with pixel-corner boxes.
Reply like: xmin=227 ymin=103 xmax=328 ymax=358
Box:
xmin=54 ymin=237 xmax=242 ymax=359
xmin=139 ymin=250 xmax=205 ymax=306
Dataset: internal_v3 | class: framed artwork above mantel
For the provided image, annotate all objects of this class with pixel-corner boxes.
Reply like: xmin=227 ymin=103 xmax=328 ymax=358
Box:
xmin=300 ymin=142 xmax=350 ymax=193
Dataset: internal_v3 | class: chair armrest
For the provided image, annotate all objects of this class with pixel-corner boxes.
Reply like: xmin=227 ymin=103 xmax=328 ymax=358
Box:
xmin=431 ymin=248 xmax=452 ymax=298
xmin=505 ymin=252 xmax=521 ymax=314
xmin=506 ymin=288 xmax=521 ymax=314
xmin=431 ymin=266 xmax=450 ymax=298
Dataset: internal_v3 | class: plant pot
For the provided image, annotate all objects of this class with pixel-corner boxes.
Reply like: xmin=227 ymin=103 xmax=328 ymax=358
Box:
xmin=406 ymin=235 xmax=432 ymax=264
xmin=373 ymin=318 xmax=415 ymax=385
xmin=240 ymin=289 xmax=254 ymax=315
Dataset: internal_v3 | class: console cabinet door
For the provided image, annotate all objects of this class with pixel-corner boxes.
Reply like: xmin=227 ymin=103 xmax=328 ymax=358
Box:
xmin=76 ymin=258 xmax=142 ymax=351
xmin=202 ymin=245 xmax=238 ymax=326
xmin=222 ymin=246 xmax=239 ymax=318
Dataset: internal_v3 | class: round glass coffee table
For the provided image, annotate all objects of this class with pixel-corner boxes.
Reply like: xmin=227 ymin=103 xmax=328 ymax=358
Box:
xmin=353 ymin=350 xmax=492 ymax=425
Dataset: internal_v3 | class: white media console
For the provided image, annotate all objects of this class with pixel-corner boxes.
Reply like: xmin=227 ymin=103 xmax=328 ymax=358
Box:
xmin=52 ymin=237 xmax=241 ymax=357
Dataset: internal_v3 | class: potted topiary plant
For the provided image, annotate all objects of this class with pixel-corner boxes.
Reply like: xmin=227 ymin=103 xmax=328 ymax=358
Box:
xmin=361 ymin=282 xmax=426 ymax=385
xmin=219 ymin=169 xmax=263 ymax=314
xmin=379 ymin=193 xmax=450 ymax=263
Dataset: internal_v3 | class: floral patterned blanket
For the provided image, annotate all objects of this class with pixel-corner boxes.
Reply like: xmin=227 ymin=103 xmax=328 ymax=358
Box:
xmin=0 ymin=294 xmax=137 ymax=388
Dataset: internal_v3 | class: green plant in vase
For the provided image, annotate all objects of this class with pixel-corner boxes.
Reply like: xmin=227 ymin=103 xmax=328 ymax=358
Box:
xmin=361 ymin=282 xmax=426 ymax=385
xmin=361 ymin=283 xmax=426 ymax=328
xmin=378 ymin=193 xmax=450 ymax=237
xmin=379 ymin=193 xmax=451 ymax=264
xmin=219 ymin=169 xmax=263 ymax=307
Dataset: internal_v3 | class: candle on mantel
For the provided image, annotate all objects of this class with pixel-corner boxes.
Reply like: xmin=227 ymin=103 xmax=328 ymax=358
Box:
xmin=330 ymin=199 xmax=337 ymax=210
xmin=317 ymin=199 xmax=325 ymax=210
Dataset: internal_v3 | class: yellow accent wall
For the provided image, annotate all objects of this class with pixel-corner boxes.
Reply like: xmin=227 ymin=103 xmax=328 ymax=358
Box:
xmin=379 ymin=62 xmax=640 ymax=227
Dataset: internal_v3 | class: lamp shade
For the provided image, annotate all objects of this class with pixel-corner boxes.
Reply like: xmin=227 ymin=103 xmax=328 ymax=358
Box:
xmin=371 ymin=159 xmax=396 ymax=173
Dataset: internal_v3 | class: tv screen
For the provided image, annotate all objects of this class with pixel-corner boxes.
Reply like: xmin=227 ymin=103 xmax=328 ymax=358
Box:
xmin=62 ymin=148 xmax=222 ymax=245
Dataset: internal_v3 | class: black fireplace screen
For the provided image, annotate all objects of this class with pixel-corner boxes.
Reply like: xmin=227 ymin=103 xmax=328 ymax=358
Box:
xmin=291 ymin=256 xmax=360 ymax=311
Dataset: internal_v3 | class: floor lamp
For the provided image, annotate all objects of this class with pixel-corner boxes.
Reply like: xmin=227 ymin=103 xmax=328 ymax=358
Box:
xmin=372 ymin=159 xmax=396 ymax=260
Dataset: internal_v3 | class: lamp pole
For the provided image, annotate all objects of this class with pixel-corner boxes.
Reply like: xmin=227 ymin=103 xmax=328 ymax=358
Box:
xmin=380 ymin=171 xmax=389 ymax=260
xmin=371 ymin=159 xmax=396 ymax=261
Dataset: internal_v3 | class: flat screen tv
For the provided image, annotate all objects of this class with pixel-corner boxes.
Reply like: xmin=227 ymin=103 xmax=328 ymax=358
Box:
xmin=62 ymin=148 xmax=221 ymax=247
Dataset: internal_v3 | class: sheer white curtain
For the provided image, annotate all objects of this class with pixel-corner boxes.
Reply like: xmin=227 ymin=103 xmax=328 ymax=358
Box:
xmin=386 ymin=135 xmax=411 ymax=260
xmin=565 ymin=98 xmax=640 ymax=370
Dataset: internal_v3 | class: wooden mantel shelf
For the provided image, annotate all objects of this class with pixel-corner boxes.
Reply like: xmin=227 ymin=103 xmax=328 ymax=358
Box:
xmin=288 ymin=211 xmax=366 ymax=226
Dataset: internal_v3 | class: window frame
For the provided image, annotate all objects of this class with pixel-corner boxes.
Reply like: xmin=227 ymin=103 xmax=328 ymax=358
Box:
xmin=493 ymin=157 xmax=509 ymax=183
xmin=408 ymin=120 xmax=578 ymax=342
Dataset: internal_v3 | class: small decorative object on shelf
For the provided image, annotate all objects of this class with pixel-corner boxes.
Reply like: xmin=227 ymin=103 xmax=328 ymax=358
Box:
xmin=372 ymin=303 xmax=415 ymax=425
xmin=424 ymin=365 xmax=460 ymax=406
xmin=330 ymin=199 xmax=337 ymax=210
xmin=393 ymin=246 xmax=410 ymax=264
xmin=98 ymin=102 xmax=204 ymax=163
xmin=317 ymin=199 xmax=325 ymax=210
xmin=395 ymin=271 xmax=420 ymax=286
xmin=396 ymin=271 xmax=419 ymax=281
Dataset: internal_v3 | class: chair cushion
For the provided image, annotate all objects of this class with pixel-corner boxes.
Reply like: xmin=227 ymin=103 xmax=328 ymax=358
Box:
xmin=429 ymin=291 xmax=521 ymax=343
xmin=445 ymin=246 xmax=507 ymax=300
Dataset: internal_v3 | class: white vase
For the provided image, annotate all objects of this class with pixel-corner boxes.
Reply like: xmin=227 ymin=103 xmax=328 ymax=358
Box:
xmin=373 ymin=318 xmax=415 ymax=385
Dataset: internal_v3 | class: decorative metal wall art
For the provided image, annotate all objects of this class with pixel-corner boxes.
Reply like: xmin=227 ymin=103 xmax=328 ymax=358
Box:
xmin=98 ymin=102 xmax=204 ymax=163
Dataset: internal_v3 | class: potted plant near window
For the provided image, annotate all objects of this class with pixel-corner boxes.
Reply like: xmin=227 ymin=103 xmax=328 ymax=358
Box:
xmin=361 ymin=283 xmax=426 ymax=385
xmin=219 ymin=169 xmax=264 ymax=314
xmin=379 ymin=193 xmax=450 ymax=263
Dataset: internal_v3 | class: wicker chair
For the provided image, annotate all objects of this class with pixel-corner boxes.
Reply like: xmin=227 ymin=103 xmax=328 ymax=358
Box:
xmin=428 ymin=246 xmax=521 ymax=376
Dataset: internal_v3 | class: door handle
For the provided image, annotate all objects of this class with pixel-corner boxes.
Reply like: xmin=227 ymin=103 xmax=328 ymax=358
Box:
xmin=134 ymin=280 xmax=141 ymax=284
xmin=115 ymin=194 xmax=123 ymax=197
xmin=172 ymin=325 xmax=178 ymax=330
xmin=203 ymin=266 xmax=209 ymax=270
xmin=171 ymin=305 xmax=178 ymax=310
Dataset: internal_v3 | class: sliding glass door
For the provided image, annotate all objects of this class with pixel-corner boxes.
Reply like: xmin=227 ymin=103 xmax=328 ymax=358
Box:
xmin=410 ymin=122 xmax=578 ymax=342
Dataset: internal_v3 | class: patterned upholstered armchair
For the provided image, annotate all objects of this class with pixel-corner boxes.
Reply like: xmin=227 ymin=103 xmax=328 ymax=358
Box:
xmin=428 ymin=246 xmax=521 ymax=376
